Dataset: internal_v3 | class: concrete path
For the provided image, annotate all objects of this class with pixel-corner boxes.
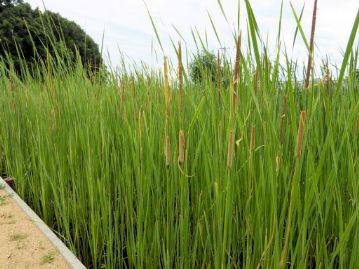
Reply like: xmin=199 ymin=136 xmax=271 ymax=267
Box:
xmin=0 ymin=177 xmax=86 ymax=269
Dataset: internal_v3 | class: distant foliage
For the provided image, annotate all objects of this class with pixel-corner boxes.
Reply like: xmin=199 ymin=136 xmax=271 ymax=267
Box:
xmin=189 ymin=50 xmax=229 ymax=87
xmin=0 ymin=0 xmax=102 ymax=75
xmin=190 ymin=51 xmax=217 ymax=84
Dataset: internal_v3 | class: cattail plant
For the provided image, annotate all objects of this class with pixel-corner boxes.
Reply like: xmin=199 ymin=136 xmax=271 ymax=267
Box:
xmin=279 ymin=96 xmax=287 ymax=145
xmin=178 ymin=130 xmax=185 ymax=165
xmin=118 ymin=79 xmax=126 ymax=119
xmin=164 ymin=57 xmax=171 ymax=166
xmin=324 ymin=58 xmax=331 ymax=87
xmin=305 ymin=0 xmax=318 ymax=88
xmin=253 ymin=68 xmax=259 ymax=95
xmin=227 ymin=130 xmax=235 ymax=169
xmin=275 ymin=155 xmax=281 ymax=176
xmin=178 ymin=42 xmax=184 ymax=116
xmin=1 ymin=1 xmax=358 ymax=267
xmin=236 ymin=133 xmax=243 ymax=148
xmin=232 ymin=33 xmax=242 ymax=114
xmin=164 ymin=57 xmax=170 ymax=121
xmin=9 ymin=78 xmax=16 ymax=112
xmin=226 ymin=33 xmax=241 ymax=170
xmin=138 ymin=110 xmax=143 ymax=139
xmin=217 ymin=124 xmax=222 ymax=148
xmin=121 ymin=79 xmax=125 ymax=104
xmin=138 ymin=110 xmax=143 ymax=158
xmin=177 ymin=44 xmax=185 ymax=166
xmin=131 ymin=75 xmax=136 ymax=96
xmin=250 ymin=126 xmax=256 ymax=151
xmin=217 ymin=50 xmax=221 ymax=99
xmin=296 ymin=111 xmax=307 ymax=158
xmin=164 ymin=135 xmax=171 ymax=166
xmin=277 ymin=96 xmax=287 ymax=177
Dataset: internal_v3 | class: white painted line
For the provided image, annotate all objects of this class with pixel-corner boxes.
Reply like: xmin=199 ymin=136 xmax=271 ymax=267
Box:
xmin=0 ymin=177 xmax=87 ymax=269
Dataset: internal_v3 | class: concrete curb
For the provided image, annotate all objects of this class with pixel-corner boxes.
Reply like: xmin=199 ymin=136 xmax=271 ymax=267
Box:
xmin=0 ymin=177 xmax=86 ymax=269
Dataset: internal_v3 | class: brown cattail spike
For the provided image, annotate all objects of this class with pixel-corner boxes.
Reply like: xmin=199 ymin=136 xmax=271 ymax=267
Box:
xmin=250 ymin=126 xmax=256 ymax=151
xmin=233 ymin=33 xmax=242 ymax=91
xmin=232 ymin=33 xmax=242 ymax=114
xmin=121 ymin=80 xmax=125 ymax=104
xmin=296 ymin=111 xmax=307 ymax=158
xmin=305 ymin=0 xmax=318 ymax=89
xmin=227 ymin=130 xmax=235 ymax=169
xmin=178 ymin=130 xmax=185 ymax=165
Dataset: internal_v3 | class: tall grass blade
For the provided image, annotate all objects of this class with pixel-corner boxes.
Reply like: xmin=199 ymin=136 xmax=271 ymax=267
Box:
xmin=305 ymin=0 xmax=318 ymax=89
xmin=290 ymin=2 xmax=309 ymax=51
xmin=336 ymin=9 xmax=359 ymax=92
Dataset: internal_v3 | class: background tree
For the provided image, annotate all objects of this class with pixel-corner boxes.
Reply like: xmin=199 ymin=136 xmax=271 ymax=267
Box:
xmin=0 ymin=0 xmax=22 ymax=10
xmin=0 ymin=0 xmax=102 ymax=75
xmin=190 ymin=51 xmax=216 ymax=84
xmin=189 ymin=50 xmax=230 ymax=87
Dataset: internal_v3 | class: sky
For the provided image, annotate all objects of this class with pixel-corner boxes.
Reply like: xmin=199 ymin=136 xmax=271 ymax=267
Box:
xmin=25 ymin=0 xmax=358 ymax=73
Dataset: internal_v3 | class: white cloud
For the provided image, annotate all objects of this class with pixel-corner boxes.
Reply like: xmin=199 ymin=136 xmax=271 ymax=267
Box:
xmin=25 ymin=0 xmax=358 ymax=71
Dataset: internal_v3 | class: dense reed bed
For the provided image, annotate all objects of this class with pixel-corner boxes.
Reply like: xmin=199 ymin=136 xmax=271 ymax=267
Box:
xmin=0 ymin=1 xmax=359 ymax=268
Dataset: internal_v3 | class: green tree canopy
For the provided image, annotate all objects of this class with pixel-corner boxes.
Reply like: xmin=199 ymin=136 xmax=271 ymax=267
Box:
xmin=190 ymin=51 xmax=217 ymax=84
xmin=0 ymin=0 xmax=102 ymax=75
xmin=189 ymin=50 xmax=229 ymax=87
xmin=0 ymin=0 xmax=22 ymax=9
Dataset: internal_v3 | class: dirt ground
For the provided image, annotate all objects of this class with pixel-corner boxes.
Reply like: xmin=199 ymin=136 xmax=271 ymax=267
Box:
xmin=0 ymin=188 xmax=70 ymax=269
